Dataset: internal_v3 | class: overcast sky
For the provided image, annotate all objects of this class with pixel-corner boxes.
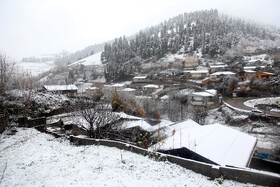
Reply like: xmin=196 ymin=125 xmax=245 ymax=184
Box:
xmin=1 ymin=0 xmax=280 ymax=60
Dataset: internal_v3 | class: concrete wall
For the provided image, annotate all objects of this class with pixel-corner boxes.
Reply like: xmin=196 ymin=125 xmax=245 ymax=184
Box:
xmin=0 ymin=115 xmax=9 ymax=133
xmin=18 ymin=117 xmax=46 ymax=128
xmin=219 ymin=166 xmax=280 ymax=187
xmin=32 ymin=128 xmax=280 ymax=187
xmin=250 ymin=157 xmax=280 ymax=174
xmin=67 ymin=135 xmax=280 ymax=186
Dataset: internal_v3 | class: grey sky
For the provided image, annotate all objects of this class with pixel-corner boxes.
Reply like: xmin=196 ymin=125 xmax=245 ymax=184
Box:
xmin=1 ymin=0 xmax=280 ymax=60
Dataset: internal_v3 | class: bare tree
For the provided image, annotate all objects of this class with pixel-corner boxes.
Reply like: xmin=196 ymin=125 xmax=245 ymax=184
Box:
xmin=0 ymin=54 xmax=15 ymax=95
xmin=73 ymin=98 xmax=122 ymax=139
xmin=190 ymin=105 xmax=207 ymax=125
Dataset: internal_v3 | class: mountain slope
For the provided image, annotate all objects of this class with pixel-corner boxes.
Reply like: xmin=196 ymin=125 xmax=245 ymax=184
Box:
xmin=101 ymin=9 xmax=280 ymax=82
xmin=68 ymin=52 xmax=102 ymax=67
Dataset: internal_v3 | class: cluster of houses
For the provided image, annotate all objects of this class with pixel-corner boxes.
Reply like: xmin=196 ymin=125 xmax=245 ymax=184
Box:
xmin=43 ymin=79 xmax=221 ymax=110
xmin=42 ymin=52 xmax=277 ymax=110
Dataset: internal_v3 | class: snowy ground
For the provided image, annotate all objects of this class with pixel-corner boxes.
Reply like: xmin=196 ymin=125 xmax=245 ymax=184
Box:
xmin=0 ymin=128 xmax=260 ymax=187
xmin=16 ymin=60 xmax=56 ymax=77
xmin=68 ymin=52 xmax=102 ymax=67
xmin=244 ymin=97 xmax=280 ymax=108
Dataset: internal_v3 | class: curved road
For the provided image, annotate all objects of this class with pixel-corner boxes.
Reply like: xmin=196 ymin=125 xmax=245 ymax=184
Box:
xmin=223 ymin=97 xmax=280 ymax=118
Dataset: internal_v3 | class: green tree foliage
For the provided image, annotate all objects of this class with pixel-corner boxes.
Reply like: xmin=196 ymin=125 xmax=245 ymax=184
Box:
xmin=101 ymin=9 xmax=274 ymax=82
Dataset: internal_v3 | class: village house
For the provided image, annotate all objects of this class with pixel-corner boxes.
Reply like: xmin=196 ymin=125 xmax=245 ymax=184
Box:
xmin=255 ymin=72 xmax=276 ymax=80
xmin=112 ymin=83 xmax=127 ymax=90
xmin=245 ymin=70 xmax=256 ymax=80
xmin=85 ymin=85 xmax=104 ymax=97
xmin=184 ymin=70 xmax=209 ymax=79
xmin=244 ymin=66 xmax=256 ymax=71
xmin=143 ymin=84 xmax=163 ymax=95
xmin=243 ymin=66 xmax=265 ymax=71
xmin=209 ymin=71 xmax=236 ymax=82
xmin=43 ymin=85 xmax=78 ymax=97
xmin=156 ymin=119 xmax=257 ymax=168
xmin=119 ymin=88 xmax=137 ymax=97
xmin=132 ymin=75 xmax=148 ymax=83
xmin=185 ymin=55 xmax=199 ymax=68
xmin=237 ymin=70 xmax=256 ymax=81
xmin=187 ymin=89 xmax=219 ymax=107
xmin=102 ymin=83 xmax=129 ymax=95
xmin=233 ymin=81 xmax=251 ymax=97
xmin=209 ymin=62 xmax=228 ymax=73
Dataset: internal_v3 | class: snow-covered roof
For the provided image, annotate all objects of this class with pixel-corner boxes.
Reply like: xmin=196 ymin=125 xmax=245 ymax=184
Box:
xmin=143 ymin=84 xmax=161 ymax=88
xmin=209 ymin=63 xmax=227 ymax=68
xmin=189 ymin=70 xmax=209 ymax=74
xmin=238 ymin=81 xmax=250 ymax=85
xmin=158 ymin=120 xmax=257 ymax=167
xmin=192 ymin=92 xmax=213 ymax=97
xmin=112 ymin=83 xmax=126 ymax=87
xmin=190 ymin=89 xmax=217 ymax=97
xmin=244 ymin=66 xmax=256 ymax=70
xmin=123 ymin=120 xmax=152 ymax=131
xmin=44 ymin=85 xmax=78 ymax=91
xmin=210 ymin=71 xmax=235 ymax=76
xmin=260 ymin=72 xmax=275 ymax=75
xmin=133 ymin=75 xmax=147 ymax=79
xmin=121 ymin=88 xmax=136 ymax=92
xmin=205 ymin=89 xmax=217 ymax=95
xmin=244 ymin=70 xmax=256 ymax=73
xmin=244 ymin=66 xmax=266 ymax=70
xmin=210 ymin=65 xmax=228 ymax=68
xmin=86 ymin=87 xmax=98 ymax=90
xmin=160 ymin=95 xmax=169 ymax=100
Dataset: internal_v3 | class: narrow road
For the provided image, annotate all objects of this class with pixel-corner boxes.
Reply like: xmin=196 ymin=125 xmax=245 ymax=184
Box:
xmin=223 ymin=97 xmax=280 ymax=118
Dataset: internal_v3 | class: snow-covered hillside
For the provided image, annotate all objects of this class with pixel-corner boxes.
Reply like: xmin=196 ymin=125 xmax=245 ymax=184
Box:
xmin=244 ymin=97 xmax=280 ymax=108
xmin=68 ymin=52 xmax=102 ymax=67
xmin=16 ymin=60 xmax=56 ymax=77
xmin=0 ymin=128 xmax=258 ymax=186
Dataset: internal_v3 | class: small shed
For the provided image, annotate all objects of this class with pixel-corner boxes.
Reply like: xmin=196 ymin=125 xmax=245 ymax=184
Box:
xmin=156 ymin=119 xmax=257 ymax=168
xmin=133 ymin=75 xmax=148 ymax=83
xmin=43 ymin=85 xmax=78 ymax=97
xmin=210 ymin=71 xmax=236 ymax=82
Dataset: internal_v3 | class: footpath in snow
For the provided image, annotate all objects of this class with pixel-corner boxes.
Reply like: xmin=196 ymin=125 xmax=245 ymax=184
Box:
xmin=0 ymin=128 xmax=260 ymax=187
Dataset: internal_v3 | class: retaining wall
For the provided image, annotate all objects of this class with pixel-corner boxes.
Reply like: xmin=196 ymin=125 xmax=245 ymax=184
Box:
xmin=68 ymin=135 xmax=280 ymax=187
xmin=18 ymin=117 xmax=46 ymax=128
xmin=33 ymin=127 xmax=280 ymax=187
